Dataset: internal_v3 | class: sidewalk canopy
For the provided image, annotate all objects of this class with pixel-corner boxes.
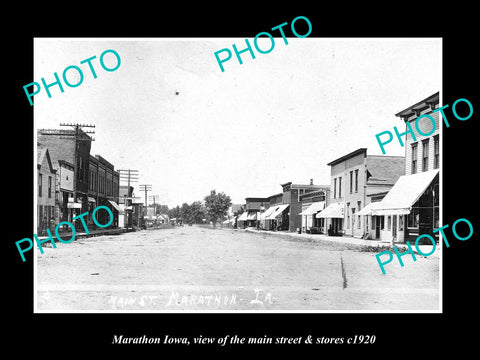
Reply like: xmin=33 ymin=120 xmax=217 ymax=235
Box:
xmin=108 ymin=200 xmax=124 ymax=214
xmin=237 ymin=212 xmax=249 ymax=221
xmin=265 ymin=204 xmax=289 ymax=220
xmin=258 ymin=206 xmax=277 ymax=220
xmin=371 ymin=169 xmax=439 ymax=216
xmin=357 ymin=202 xmax=379 ymax=216
xmin=246 ymin=212 xmax=258 ymax=221
xmin=316 ymin=202 xmax=344 ymax=218
xmin=299 ymin=201 xmax=325 ymax=215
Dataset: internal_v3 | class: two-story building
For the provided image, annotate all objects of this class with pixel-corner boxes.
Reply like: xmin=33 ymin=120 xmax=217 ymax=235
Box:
xmin=318 ymin=148 xmax=405 ymax=237
xmin=372 ymin=92 xmax=440 ymax=243
xmin=37 ymin=129 xmax=92 ymax=219
xmin=237 ymin=197 xmax=268 ymax=228
xmin=37 ymin=144 xmax=57 ymax=234
xmin=88 ymin=154 xmax=121 ymax=228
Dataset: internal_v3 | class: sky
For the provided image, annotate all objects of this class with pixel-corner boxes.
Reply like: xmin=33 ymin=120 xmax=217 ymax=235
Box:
xmin=34 ymin=38 xmax=441 ymax=207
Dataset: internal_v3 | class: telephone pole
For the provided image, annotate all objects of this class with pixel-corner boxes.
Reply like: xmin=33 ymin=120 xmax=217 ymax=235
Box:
xmin=139 ymin=184 xmax=152 ymax=209
xmin=58 ymin=123 xmax=95 ymax=203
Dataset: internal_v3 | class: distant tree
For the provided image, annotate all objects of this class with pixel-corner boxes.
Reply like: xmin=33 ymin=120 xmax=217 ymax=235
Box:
xmin=189 ymin=201 xmax=206 ymax=224
xmin=180 ymin=202 xmax=191 ymax=223
xmin=169 ymin=205 xmax=181 ymax=220
xmin=154 ymin=204 xmax=169 ymax=215
xmin=204 ymin=190 xmax=231 ymax=227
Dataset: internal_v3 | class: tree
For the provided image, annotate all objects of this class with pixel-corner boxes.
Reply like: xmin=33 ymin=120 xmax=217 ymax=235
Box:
xmin=189 ymin=201 xmax=206 ymax=224
xmin=204 ymin=190 xmax=231 ymax=227
xmin=154 ymin=204 xmax=169 ymax=216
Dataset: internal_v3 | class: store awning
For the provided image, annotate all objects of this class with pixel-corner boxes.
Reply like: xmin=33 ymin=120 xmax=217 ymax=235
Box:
xmin=258 ymin=206 xmax=276 ymax=220
xmin=357 ymin=202 xmax=379 ymax=216
xmin=237 ymin=212 xmax=249 ymax=221
xmin=246 ymin=212 xmax=258 ymax=220
xmin=108 ymin=200 xmax=124 ymax=214
xmin=265 ymin=204 xmax=289 ymax=220
xmin=316 ymin=202 xmax=344 ymax=218
xmin=67 ymin=202 xmax=82 ymax=209
xmin=88 ymin=197 xmax=96 ymax=203
xmin=299 ymin=201 xmax=325 ymax=215
xmin=371 ymin=169 xmax=439 ymax=216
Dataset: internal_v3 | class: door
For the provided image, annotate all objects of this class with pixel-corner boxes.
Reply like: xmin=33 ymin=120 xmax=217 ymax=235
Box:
xmin=375 ymin=216 xmax=380 ymax=239
xmin=392 ymin=215 xmax=397 ymax=240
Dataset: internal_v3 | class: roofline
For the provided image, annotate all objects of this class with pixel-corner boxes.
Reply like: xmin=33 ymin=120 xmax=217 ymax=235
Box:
xmin=395 ymin=92 xmax=439 ymax=119
xmin=327 ymin=148 xmax=368 ymax=166
xmin=366 ymin=154 xmax=405 ymax=159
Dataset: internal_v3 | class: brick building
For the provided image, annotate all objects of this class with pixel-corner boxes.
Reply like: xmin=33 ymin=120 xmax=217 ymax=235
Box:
xmin=37 ymin=144 xmax=57 ymax=234
xmin=37 ymin=128 xmax=92 ymax=220
xmin=372 ymin=92 xmax=440 ymax=243
xmin=88 ymin=154 xmax=121 ymax=227
xmin=319 ymin=148 xmax=405 ymax=237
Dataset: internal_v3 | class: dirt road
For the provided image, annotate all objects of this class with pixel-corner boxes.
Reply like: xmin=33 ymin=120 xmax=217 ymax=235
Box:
xmin=36 ymin=225 xmax=439 ymax=311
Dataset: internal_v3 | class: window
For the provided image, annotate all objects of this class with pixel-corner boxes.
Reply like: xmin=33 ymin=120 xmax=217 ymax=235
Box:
xmin=346 ymin=203 xmax=350 ymax=229
xmin=38 ymin=173 xmax=43 ymax=197
xmin=380 ymin=216 xmax=385 ymax=230
xmin=407 ymin=209 xmax=419 ymax=228
xmin=355 ymin=169 xmax=359 ymax=192
xmin=357 ymin=201 xmax=361 ymax=229
xmin=48 ymin=176 xmax=52 ymax=198
xmin=338 ymin=177 xmax=342 ymax=198
xmin=349 ymin=171 xmax=353 ymax=194
xmin=333 ymin=178 xmax=337 ymax=199
xmin=387 ymin=216 xmax=391 ymax=230
xmin=411 ymin=143 xmax=418 ymax=174
xmin=422 ymin=139 xmax=429 ymax=172
xmin=351 ymin=208 xmax=355 ymax=229
xmin=399 ymin=215 xmax=404 ymax=231
xmin=434 ymin=135 xmax=439 ymax=169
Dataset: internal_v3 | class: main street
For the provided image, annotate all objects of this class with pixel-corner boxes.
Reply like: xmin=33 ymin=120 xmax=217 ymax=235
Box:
xmin=36 ymin=225 xmax=439 ymax=311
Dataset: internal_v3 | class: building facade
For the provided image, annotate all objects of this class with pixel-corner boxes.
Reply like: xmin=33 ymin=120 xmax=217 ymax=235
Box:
xmin=37 ymin=145 xmax=57 ymax=234
xmin=88 ymin=154 xmax=121 ymax=228
xmin=57 ymin=159 xmax=75 ymax=225
xmin=37 ymin=129 xmax=92 ymax=220
xmin=372 ymin=92 xmax=440 ymax=243
xmin=321 ymin=148 xmax=405 ymax=237
xmin=299 ymin=187 xmax=330 ymax=234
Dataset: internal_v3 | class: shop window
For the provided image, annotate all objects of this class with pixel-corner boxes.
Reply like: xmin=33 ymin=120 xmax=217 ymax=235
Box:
xmin=407 ymin=209 xmax=419 ymax=228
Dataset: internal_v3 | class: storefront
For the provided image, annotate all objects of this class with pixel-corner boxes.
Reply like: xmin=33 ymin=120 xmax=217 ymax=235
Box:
xmin=299 ymin=201 xmax=325 ymax=233
xmin=371 ymin=169 xmax=439 ymax=243
xmin=316 ymin=202 xmax=344 ymax=236
xmin=264 ymin=204 xmax=290 ymax=231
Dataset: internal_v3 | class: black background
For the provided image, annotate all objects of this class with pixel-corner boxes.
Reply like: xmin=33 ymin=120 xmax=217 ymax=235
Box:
xmin=6 ymin=4 xmax=478 ymax=356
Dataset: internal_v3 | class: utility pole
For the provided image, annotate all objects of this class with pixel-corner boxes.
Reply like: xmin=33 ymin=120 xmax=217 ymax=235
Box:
xmin=149 ymin=194 xmax=160 ymax=216
xmin=139 ymin=184 xmax=152 ymax=208
xmin=118 ymin=169 xmax=139 ymax=229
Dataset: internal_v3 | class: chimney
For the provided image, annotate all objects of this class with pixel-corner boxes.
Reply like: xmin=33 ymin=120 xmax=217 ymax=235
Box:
xmin=310 ymin=179 xmax=313 ymax=185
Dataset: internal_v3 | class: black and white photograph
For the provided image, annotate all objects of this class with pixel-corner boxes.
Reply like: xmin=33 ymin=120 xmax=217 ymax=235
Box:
xmin=32 ymin=37 xmax=442 ymax=312
xmin=7 ymin=6 xmax=478 ymax=355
